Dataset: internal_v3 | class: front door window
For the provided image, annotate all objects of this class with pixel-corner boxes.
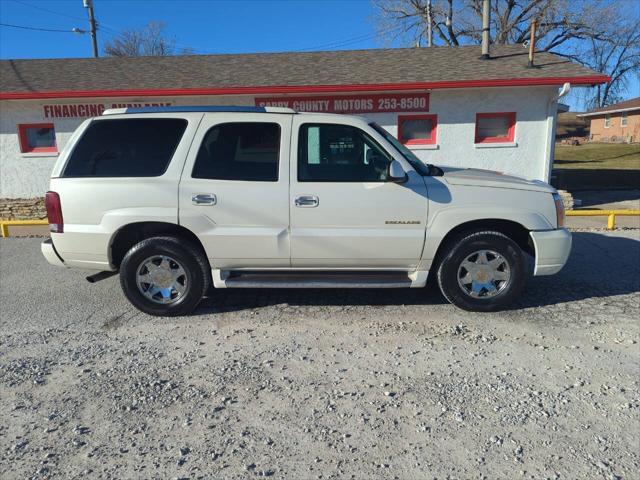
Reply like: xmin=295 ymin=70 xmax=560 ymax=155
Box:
xmin=298 ymin=124 xmax=392 ymax=182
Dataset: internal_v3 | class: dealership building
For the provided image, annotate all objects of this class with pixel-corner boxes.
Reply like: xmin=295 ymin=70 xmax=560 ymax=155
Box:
xmin=0 ymin=45 xmax=607 ymax=201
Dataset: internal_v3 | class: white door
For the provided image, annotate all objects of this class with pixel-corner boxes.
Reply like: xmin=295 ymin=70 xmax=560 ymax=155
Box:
xmin=179 ymin=113 xmax=292 ymax=268
xmin=290 ymin=117 xmax=429 ymax=269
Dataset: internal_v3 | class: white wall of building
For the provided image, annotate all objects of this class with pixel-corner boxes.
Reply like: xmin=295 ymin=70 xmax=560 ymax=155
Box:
xmin=367 ymin=86 xmax=558 ymax=181
xmin=0 ymin=86 xmax=557 ymax=198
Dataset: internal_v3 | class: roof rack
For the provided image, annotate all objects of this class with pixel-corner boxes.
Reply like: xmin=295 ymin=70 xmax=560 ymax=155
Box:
xmin=102 ymin=105 xmax=295 ymax=115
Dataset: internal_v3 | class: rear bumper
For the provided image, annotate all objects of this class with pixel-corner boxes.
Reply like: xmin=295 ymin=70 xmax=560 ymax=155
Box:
xmin=41 ymin=238 xmax=65 ymax=267
xmin=530 ymin=228 xmax=572 ymax=276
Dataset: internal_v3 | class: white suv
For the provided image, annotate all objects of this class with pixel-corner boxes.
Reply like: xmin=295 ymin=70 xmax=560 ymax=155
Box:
xmin=41 ymin=106 xmax=571 ymax=316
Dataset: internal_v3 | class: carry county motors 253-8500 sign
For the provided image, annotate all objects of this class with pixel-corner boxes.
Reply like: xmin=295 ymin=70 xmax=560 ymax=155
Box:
xmin=255 ymin=93 xmax=429 ymax=114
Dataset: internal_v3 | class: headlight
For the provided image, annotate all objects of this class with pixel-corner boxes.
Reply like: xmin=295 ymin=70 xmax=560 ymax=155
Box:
xmin=552 ymin=193 xmax=565 ymax=228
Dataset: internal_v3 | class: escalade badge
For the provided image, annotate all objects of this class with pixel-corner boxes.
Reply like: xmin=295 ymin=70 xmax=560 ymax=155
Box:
xmin=385 ymin=220 xmax=421 ymax=224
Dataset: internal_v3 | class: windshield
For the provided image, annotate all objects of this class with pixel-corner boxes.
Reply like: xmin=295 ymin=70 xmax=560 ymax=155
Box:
xmin=369 ymin=122 xmax=434 ymax=176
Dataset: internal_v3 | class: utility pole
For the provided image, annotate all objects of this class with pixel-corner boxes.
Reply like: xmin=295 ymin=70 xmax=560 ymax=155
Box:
xmin=426 ymin=0 xmax=433 ymax=47
xmin=83 ymin=0 xmax=98 ymax=58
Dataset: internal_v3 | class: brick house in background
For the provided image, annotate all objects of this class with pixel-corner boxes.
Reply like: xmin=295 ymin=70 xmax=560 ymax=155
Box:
xmin=578 ymin=97 xmax=640 ymax=143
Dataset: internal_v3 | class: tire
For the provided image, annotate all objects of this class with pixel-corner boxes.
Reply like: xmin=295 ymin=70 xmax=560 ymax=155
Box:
xmin=119 ymin=236 xmax=211 ymax=316
xmin=436 ymin=230 xmax=525 ymax=312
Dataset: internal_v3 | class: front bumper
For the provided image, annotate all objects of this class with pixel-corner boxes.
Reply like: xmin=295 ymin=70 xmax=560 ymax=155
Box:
xmin=41 ymin=238 xmax=65 ymax=267
xmin=530 ymin=228 xmax=572 ymax=276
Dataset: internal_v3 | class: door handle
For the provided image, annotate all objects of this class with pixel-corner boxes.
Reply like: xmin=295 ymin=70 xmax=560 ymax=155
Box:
xmin=192 ymin=193 xmax=217 ymax=205
xmin=294 ymin=195 xmax=319 ymax=208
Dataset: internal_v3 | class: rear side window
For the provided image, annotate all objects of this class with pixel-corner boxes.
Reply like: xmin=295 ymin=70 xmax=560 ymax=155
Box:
xmin=192 ymin=123 xmax=280 ymax=182
xmin=62 ymin=118 xmax=187 ymax=177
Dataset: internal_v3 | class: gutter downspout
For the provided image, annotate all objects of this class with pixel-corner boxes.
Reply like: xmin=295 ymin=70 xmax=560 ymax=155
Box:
xmin=543 ymin=82 xmax=571 ymax=182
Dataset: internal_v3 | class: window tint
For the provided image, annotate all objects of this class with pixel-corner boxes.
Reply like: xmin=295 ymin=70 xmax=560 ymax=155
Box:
xmin=192 ymin=123 xmax=280 ymax=181
xmin=298 ymin=124 xmax=392 ymax=182
xmin=63 ymin=119 xmax=187 ymax=177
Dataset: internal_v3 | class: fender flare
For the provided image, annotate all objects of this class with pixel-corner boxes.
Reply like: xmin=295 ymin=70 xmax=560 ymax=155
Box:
xmin=421 ymin=206 xmax=553 ymax=264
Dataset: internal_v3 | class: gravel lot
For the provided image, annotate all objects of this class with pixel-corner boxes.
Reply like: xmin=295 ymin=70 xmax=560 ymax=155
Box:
xmin=1 ymin=232 xmax=639 ymax=480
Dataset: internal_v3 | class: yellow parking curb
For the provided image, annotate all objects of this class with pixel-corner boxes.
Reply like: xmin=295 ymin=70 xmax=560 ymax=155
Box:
xmin=0 ymin=219 xmax=48 ymax=238
xmin=566 ymin=210 xmax=640 ymax=230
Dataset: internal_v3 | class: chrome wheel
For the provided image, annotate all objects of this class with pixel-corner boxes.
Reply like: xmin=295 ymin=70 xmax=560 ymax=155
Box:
xmin=135 ymin=255 xmax=187 ymax=305
xmin=456 ymin=250 xmax=511 ymax=299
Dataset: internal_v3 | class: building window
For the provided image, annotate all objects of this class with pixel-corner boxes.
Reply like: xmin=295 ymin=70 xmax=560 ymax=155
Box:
xmin=604 ymin=114 xmax=612 ymax=128
xmin=475 ymin=112 xmax=516 ymax=143
xmin=621 ymin=112 xmax=628 ymax=127
xmin=18 ymin=123 xmax=57 ymax=153
xmin=397 ymin=115 xmax=437 ymax=145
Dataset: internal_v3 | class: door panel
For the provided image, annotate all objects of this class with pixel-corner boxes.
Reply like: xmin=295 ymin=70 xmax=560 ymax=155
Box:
xmin=290 ymin=118 xmax=429 ymax=269
xmin=179 ymin=114 xmax=292 ymax=268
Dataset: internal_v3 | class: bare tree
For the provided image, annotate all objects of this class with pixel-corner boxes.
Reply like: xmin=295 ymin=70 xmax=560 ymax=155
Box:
xmin=575 ymin=23 xmax=640 ymax=109
xmin=103 ymin=21 xmax=193 ymax=57
xmin=375 ymin=0 xmax=614 ymax=49
xmin=374 ymin=0 xmax=639 ymax=107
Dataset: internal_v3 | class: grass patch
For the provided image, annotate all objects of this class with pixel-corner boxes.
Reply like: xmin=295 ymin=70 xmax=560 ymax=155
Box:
xmin=553 ymin=143 xmax=640 ymax=189
xmin=554 ymin=143 xmax=640 ymax=170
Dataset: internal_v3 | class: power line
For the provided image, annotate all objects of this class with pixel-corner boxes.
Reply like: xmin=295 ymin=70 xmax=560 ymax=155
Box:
xmin=9 ymin=0 xmax=120 ymax=37
xmin=4 ymin=2 xmax=393 ymax=55
xmin=9 ymin=0 xmax=87 ymax=22
xmin=295 ymin=24 xmax=406 ymax=52
xmin=6 ymin=0 xmax=215 ymax=55
xmin=0 ymin=22 xmax=75 ymax=33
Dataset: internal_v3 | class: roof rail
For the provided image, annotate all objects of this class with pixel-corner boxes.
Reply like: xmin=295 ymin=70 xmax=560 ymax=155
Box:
xmin=102 ymin=105 xmax=295 ymax=115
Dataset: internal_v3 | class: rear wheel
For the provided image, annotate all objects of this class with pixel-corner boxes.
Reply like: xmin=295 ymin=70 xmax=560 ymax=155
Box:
xmin=437 ymin=230 xmax=525 ymax=312
xmin=119 ymin=236 xmax=210 ymax=316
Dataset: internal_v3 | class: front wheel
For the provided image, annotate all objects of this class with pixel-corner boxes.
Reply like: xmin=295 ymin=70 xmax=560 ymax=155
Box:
xmin=119 ymin=236 xmax=210 ymax=316
xmin=437 ymin=230 xmax=525 ymax=312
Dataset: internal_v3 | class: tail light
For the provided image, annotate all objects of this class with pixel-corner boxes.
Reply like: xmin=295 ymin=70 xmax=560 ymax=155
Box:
xmin=552 ymin=193 xmax=565 ymax=228
xmin=45 ymin=191 xmax=63 ymax=233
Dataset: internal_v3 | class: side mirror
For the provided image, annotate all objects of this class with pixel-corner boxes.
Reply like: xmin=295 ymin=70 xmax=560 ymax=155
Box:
xmin=387 ymin=160 xmax=408 ymax=183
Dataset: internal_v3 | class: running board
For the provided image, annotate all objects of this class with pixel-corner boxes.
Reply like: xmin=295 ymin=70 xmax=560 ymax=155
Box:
xmin=212 ymin=269 xmax=428 ymax=289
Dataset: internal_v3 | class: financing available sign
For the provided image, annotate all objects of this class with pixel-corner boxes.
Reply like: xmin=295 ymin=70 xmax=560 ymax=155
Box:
xmin=42 ymin=102 xmax=172 ymax=119
xmin=255 ymin=93 xmax=429 ymax=114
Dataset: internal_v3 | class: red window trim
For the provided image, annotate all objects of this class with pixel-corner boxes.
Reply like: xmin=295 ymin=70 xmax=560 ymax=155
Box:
xmin=475 ymin=112 xmax=516 ymax=144
xmin=398 ymin=114 xmax=438 ymax=145
xmin=18 ymin=123 xmax=58 ymax=153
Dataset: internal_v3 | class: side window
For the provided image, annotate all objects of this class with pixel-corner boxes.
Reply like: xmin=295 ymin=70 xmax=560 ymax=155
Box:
xmin=192 ymin=123 xmax=280 ymax=182
xmin=298 ymin=124 xmax=392 ymax=182
xmin=62 ymin=118 xmax=187 ymax=177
